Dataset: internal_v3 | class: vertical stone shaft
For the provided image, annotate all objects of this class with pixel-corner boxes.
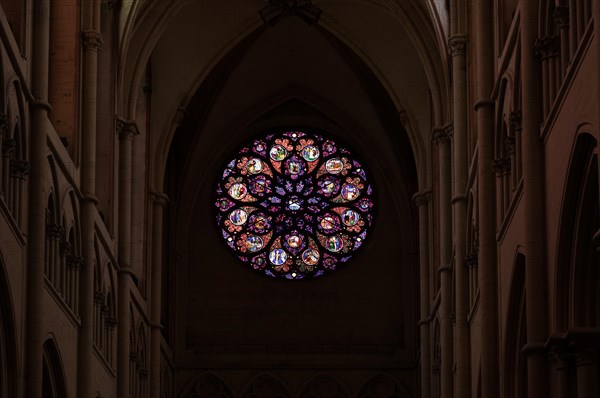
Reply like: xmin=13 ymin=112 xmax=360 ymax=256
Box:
xmin=475 ymin=0 xmax=500 ymax=397
xmin=78 ymin=1 xmax=102 ymax=393
xmin=25 ymin=1 xmax=50 ymax=397
xmin=449 ymin=34 xmax=471 ymax=398
xmin=520 ymin=1 xmax=550 ymax=397
xmin=415 ymin=191 xmax=432 ymax=398
xmin=150 ymin=192 xmax=168 ymax=398
xmin=434 ymin=127 xmax=453 ymax=398
xmin=117 ymin=121 xmax=137 ymax=397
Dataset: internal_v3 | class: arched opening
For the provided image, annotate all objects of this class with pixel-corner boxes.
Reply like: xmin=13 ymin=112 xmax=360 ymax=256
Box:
xmin=42 ymin=339 xmax=68 ymax=398
xmin=504 ymin=253 xmax=527 ymax=398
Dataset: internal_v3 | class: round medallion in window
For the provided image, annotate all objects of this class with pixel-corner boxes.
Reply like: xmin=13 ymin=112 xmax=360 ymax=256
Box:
xmin=214 ymin=130 xmax=375 ymax=279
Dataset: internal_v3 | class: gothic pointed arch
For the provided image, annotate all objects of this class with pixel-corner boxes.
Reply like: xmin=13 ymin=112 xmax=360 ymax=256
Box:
xmin=0 ymin=253 xmax=18 ymax=398
xmin=181 ymin=372 xmax=234 ymax=398
xmin=298 ymin=372 xmax=349 ymax=398
xmin=503 ymin=252 xmax=527 ymax=398
xmin=42 ymin=339 xmax=68 ymax=398
xmin=240 ymin=373 xmax=292 ymax=398
xmin=556 ymin=132 xmax=599 ymax=330
xmin=357 ymin=373 xmax=410 ymax=398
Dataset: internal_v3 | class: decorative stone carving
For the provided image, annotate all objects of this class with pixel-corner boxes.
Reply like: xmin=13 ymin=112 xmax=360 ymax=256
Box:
xmin=432 ymin=126 xmax=452 ymax=146
xmin=9 ymin=160 xmax=30 ymax=179
xmin=259 ymin=0 xmax=322 ymax=26
xmin=82 ymin=30 xmax=103 ymax=51
xmin=116 ymin=118 xmax=139 ymax=141
xmin=448 ymin=35 xmax=467 ymax=57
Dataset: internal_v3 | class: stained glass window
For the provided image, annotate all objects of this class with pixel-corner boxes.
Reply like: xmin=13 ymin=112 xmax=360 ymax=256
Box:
xmin=214 ymin=130 xmax=374 ymax=279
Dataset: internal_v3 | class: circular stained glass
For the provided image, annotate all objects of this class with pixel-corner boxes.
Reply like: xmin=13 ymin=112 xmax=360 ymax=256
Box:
xmin=214 ymin=130 xmax=375 ymax=279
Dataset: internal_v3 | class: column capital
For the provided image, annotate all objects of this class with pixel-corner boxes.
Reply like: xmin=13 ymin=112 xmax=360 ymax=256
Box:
xmin=46 ymin=223 xmax=64 ymax=239
xmin=553 ymin=6 xmax=569 ymax=28
xmin=432 ymin=125 xmax=452 ymax=146
xmin=82 ymin=30 xmax=103 ymax=51
xmin=0 ymin=112 xmax=8 ymax=136
xmin=106 ymin=317 xmax=118 ymax=329
xmin=492 ymin=157 xmax=511 ymax=176
xmin=509 ymin=110 xmax=522 ymax=131
xmin=94 ymin=291 xmax=105 ymax=304
xmin=9 ymin=159 xmax=30 ymax=179
xmin=504 ymin=136 xmax=516 ymax=155
xmin=2 ymin=138 xmax=15 ymax=157
xmin=149 ymin=191 xmax=169 ymax=207
xmin=534 ymin=36 xmax=559 ymax=60
xmin=116 ymin=117 xmax=139 ymax=141
xmin=59 ymin=241 xmax=72 ymax=257
xmin=413 ymin=190 xmax=432 ymax=206
xmin=448 ymin=35 xmax=467 ymax=57
xmin=67 ymin=255 xmax=84 ymax=270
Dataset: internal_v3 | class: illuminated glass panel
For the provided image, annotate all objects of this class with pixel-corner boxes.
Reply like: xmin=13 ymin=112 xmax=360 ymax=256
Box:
xmin=214 ymin=130 xmax=375 ymax=279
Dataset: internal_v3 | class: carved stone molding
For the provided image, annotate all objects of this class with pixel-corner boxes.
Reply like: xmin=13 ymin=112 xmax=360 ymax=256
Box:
xmin=0 ymin=112 xmax=9 ymax=136
xmin=492 ymin=157 xmax=511 ymax=176
xmin=82 ymin=30 xmax=103 ymax=51
xmin=9 ymin=159 xmax=30 ymax=179
xmin=2 ymin=138 xmax=15 ymax=157
xmin=432 ymin=126 xmax=452 ymax=146
xmin=116 ymin=118 xmax=139 ymax=141
xmin=448 ymin=35 xmax=467 ymax=57
xmin=259 ymin=0 xmax=322 ymax=26
xmin=46 ymin=223 xmax=64 ymax=239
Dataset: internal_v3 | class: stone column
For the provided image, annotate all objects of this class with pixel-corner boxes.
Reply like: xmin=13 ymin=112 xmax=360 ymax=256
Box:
xmin=475 ymin=3 xmax=501 ymax=397
xmin=414 ymin=190 xmax=432 ymax=398
xmin=448 ymin=34 xmax=471 ymax=398
xmin=548 ymin=344 xmax=571 ymax=398
xmin=25 ymin=1 xmax=51 ymax=397
xmin=117 ymin=119 xmax=139 ymax=398
xmin=77 ymin=21 xmax=103 ymax=397
xmin=575 ymin=346 xmax=598 ymax=398
xmin=433 ymin=126 xmax=453 ymax=398
xmin=555 ymin=6 xmax=570 ymax=76
xmin=520 ymin=1 xmax=550 ymax=397
xmin=149 ymin=191 xmax=168 ymax=398
xmin=0 ymin=113 xmax=7 ymax=200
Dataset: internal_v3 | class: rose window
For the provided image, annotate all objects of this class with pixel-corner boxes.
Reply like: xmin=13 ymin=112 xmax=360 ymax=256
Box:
xmin=214 ymin=130 xmax=374 ymax=279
